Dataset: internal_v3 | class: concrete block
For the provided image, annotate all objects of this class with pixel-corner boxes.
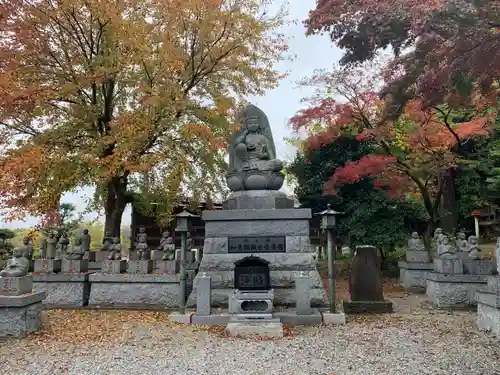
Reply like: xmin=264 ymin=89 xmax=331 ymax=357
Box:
xmin=127 ymin=260 xmax=153 ymax=274
xmin=434 ymin=258 xmax=463 ymax=274
xmin=225 ymin=317 xmax=283 ymax=338
xmin=32 ymin=273 xmax=90 ymax=308
xmin=406 ymin=251 xmax=430 ymax=263
xmin=463 ymin=259 xmax=495 ymax=275
xmin=426 ymin=273 xmax=487 ymax=309
xmin=101 ymin=260 xmax=126 ymax=274
xmin=62 ymin=259 xmax=89 ymax=273
xmin=0 ymin=275 xmax=33 ymax=296
xmin=169 ymin=312 xmax=192 ymax=324
xmin=0 ymin=291 xmax=46 ymax=338
xmin=34 ymin=259 xmax=62 ymax=273
xmin=196 ymin=273 xmax=211 ymax=316
xmin=295 ymin=274 xmax=312 ymax=315
xmin=157 ymin=260 xmax=179 ymax=275
xmin=322 ymin=312 xmax=346 ymax=325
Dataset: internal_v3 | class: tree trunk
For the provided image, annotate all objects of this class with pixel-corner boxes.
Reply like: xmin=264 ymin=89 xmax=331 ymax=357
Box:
xmin=103 ymin=177 xmax=128 ymax=238
xmin=439 ymin=168 xmax=457 ymax=233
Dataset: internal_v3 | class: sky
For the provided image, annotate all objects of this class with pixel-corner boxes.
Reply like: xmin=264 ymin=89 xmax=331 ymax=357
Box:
xmin=2 ymin=0 xmax=342 ymax=229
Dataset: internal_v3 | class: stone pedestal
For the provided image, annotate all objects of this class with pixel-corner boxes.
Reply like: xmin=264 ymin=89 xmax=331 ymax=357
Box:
xmin=434 ymin=258 xmax=463 ymax=274
xmin=196 ymin=273 xmax=211 ymax=316
xmin=101 ymin=260 xmax=126 ymax=274
xmin=426 ymin=273 xmax=488 ymax=309
xmin=150 ymin=250 xmax=165 ymax=261
xmin=398 ymin=261 xmax=434 ymax=292
xmin=62 ymin=259 xmax=89 ymax=273
xmin=0 ymin=275 xmax=46 ymax=338
xmin=157 ymin=260 xmax=179 ymax=275
xmin=186 ymin=208 xmax=328 ymax=308
xmin=88 ymin=273 xmax=183 ymax=309
xmin=406 ymin=250 xmax=430 ymax=263
xmin=33 ymin=273 xmax=91 ymax=308
xmin=225 ymin=316 xmax=283 ymax=338
xmin=127 ymin=260 xmax=153 ymax=274
xmin=34 ymin=259 xmax=62 ymax=274
xmin=229 ymin=290 xmax=274 ymax=314
xmin=476 ymin=276 xmax=500 ymax=336
xmin=295 ymin=274 xmax=312 ymax=315
xmin=463 ymin=259 xmax=495 ymax=275
xmin=343 ymin=245 xmax=393 ymax=314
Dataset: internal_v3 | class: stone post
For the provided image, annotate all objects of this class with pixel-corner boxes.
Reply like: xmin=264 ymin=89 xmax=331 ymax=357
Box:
xmin=295 ymin=272 xmax=312 ymax=315
xmin=196 ymin=272 xmax=211 ymax=316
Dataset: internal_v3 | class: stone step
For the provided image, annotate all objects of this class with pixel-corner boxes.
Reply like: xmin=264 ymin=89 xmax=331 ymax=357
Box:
xmin=225 ymin=318 xmax=283 ymax=338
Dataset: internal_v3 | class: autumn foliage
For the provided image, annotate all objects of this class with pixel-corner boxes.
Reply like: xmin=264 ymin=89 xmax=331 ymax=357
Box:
xmin=306 ymin=0 xmax=500 ymax=112
xmin=290 ymin=63 xmax=492 ymax=221
xmin=0 ymin=0 xmax=288 ymax=232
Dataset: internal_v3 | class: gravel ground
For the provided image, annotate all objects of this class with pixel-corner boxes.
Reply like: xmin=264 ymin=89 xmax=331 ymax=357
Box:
xmin=1 ymin=294 xmax=499 ymax=375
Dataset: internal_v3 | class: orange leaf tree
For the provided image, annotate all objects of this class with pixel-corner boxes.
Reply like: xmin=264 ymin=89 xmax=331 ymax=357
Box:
xmin=291 ymin=64 xmax=492 ymax=247
xmin=0 ymin=0 xmax=288 ymax=235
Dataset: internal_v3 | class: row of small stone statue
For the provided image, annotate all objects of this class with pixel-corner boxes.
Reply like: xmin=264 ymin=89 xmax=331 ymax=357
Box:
xmin=408 ymin=229 xmax=482 ymax=259
xmin=37 ymin=227 xmax=193 ymax=261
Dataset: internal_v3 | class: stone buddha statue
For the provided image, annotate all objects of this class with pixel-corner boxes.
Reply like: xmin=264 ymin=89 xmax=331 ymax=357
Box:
xmin=226 ymin=104 xmax=285 ymax=191
xmin=408 ymin=232 xmax=424 ymax=251
xmin=101 ymin=231 xmax=112 ymax=251
xmin=0 ymin=242 xmax=30 ymax=277
xmin=65 ymin=236 xmax=85 ymax=260
xmin=157 ymin=231 xmax=170 ymax=251
xmin=437 ymin=235 xmax=458 ymax=259
xmin=467 ymin=235 xmax=483 ymax=260
xmin=161 ymin=236 xmax=176 ymax=261
xmin=456 ymin=232 xmax=469 ymax=252
xmin=108 ymin=237 xmax=122 ymax=260
xmin=135 ymin=236 xmax=150 ymax=260
xmin=434 ymin=228 xmax=444 ymax=246
xmin=81 ymin=229 xmax=91 ymax=252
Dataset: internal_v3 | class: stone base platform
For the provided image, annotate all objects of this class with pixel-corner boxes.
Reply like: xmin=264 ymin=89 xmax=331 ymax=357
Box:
xmin=0 ymin=291 xmax=46 ymax=338
xmin=88 ymin=273 xmax=182 ymax=309
xmin=342 ymin=299 xmax=394 ymax=314
xmin=398 ymin=261 xmax=434 ymax=292
xmin=426 ymin=273 xmax=488 ymax=309
xmin=174 ymin=309 xmax=339 ymax=326
xmin=186 ymin=208 xmax=328 ymax=308
xmin=476 ymin=275 xmax=500 ymax=336
xmin=32 ymin=273 xmax=91 ymax=308
xmin=226 ymin=317 xmax=284 ymax=338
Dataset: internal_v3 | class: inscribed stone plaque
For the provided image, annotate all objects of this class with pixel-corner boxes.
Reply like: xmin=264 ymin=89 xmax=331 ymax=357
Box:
xmin=228 ymin=236 xmax=286 ymax=253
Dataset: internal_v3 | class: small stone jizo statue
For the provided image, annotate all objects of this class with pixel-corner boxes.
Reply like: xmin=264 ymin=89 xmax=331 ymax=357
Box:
xmin=81 ymin=229 xmax=91 ymax=252
xmin=434 ymin=228 xmax=444 ymax=247
xmin=66 ymin=236 xmax=85 ymax=260
xmin=161 ymin=236 xmax=176 ymax=261
xmin=101 ymin=231 xmax=112 ymax=251
xmin=456 ymin=232 xmax=469 ymax=252
xmin=135 ymin=236 xmax=150 ymax=260
xmin=408 ymin=232 xmax=424 ymax=251
xmin=56 ymin=232 xmax=69 ymax=259
xmin=0 ymin=242 xmax=30 ymax=277
xmin=108 ymin=237 xmax=122 ymax=260
xmin=135 ymin=226 xmax=147 ymax=247
xmin=437 ymin=235 xmax=458 ymax=259
xmin=467 ymin=235 xmax=483 ymax=260
xmin=45 ymin=231 xmax=58 ymax=259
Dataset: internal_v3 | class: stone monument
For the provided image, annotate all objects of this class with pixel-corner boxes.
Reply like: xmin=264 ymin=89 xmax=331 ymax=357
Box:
xmin=0 ymin=247 xmax=46 ymax=337
xmin=427 ymin=235 xmax=494 ymax=309
xmin=89 ymin=230 xmax=181 ymax=308
xmin=34 ymin=232 xmax=62 ymax=273
xmin=476 ymin=237 xmax=500 ymax=336
xmin=186 ymin=104 xmax=328 ymax=313
xmin=343 ymin=245 xmax=393 ymax=313
xmin=398 ymin=232 xmax=433 ymax=292
xmin=32 ymin=232 xmax=91 ymax=308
